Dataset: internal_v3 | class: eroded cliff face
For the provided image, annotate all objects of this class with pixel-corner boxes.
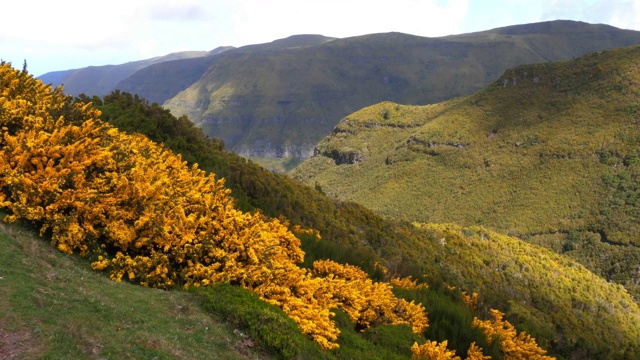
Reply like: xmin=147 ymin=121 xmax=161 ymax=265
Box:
xmin=198 ymin=113 xmax=329 ymax=160
xmin=236 ymin=143 xmax=316 ymax=159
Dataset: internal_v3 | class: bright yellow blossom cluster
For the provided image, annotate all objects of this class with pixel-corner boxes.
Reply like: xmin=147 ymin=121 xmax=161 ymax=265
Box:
xmin=462 ymin=291 xmax=478 ymax=311
xmin=472 ymin=309 xmax=554 ymax=359
xmin=411 ymin=340 xmax=462 ymax=360
xmin=0 ymin=62 xmax=429 ymax=349
xmin=411 ymin=308 xmax=553 ymax=359
xmin=312 ymin=259 xmax=429 ymax=333
xmin=390 ymin=275 xmax=429 ymax=291
xmin=411 ymin=340 xmax=490 ymax=360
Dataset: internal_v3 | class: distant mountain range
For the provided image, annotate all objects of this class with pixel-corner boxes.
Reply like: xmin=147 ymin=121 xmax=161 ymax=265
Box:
xmin=38 ymin=49 xmax=229 ymax=97
xmin=39 ymin=20 xmax=640 ymax=170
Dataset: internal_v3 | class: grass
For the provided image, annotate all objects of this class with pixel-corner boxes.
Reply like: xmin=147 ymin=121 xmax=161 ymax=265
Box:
xmin=0 ymin=218 xmax=266 ymax=360
xmin=197 ymin=283 xmax=326 ymax=359
xmin=248 ymin=156 xmax=305 ymax=174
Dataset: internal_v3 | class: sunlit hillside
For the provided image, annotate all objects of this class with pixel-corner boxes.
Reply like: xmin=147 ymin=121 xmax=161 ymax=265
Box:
xmin=292 ymin=45 xmax=640 ymax=301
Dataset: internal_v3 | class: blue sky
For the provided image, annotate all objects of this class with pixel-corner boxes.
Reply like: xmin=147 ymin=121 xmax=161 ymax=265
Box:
xmin=3 ymin=0 xmax=640 ymax=76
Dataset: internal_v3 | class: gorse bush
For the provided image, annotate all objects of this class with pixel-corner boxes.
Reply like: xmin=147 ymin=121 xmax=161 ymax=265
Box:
xmin=0 ymin=61 xmax=432 ymax=350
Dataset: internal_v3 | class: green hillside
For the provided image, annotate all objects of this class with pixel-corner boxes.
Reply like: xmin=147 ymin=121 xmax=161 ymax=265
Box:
xmin=292 ymin=45 xmax=640 ymax=300
xmin=163 ymin=20 xmax=640 ymax=170
xmin=93 ymin=89 xmax=640 ymax=358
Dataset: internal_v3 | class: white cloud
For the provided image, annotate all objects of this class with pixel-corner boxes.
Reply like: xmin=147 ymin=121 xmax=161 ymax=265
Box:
xmin=4 ymin=1 xmax=130 ymax=47
xmin=148 ymin=0 xmax=212 ymax=21
xmin=600 ymin=0 xmax=640 ymax=30
xmin=539 ymin=0 xmax=640 ymax=29
xmin=227 ymin=0 xmax=469 ymax=45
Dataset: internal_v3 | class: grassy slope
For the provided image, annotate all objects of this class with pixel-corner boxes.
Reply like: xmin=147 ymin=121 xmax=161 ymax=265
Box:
xmin=292 ymin=46 xmax=640 ymax=299
xmin=163 ymin=20 xmax=640 ymax=169
xmin=0 ymin=219 xmax=264 ymax=360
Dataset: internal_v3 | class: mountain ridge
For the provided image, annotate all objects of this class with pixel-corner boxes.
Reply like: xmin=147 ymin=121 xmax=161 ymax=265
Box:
xmin=37 ymin=49 xmax=226 ymax=96
xmin=163 ymin=20 xmax=640 ymax=169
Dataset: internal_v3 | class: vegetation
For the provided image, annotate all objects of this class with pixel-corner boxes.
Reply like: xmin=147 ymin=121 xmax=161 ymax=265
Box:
xmin=0 ymin=62 xmax=429 ymax=350
xmin=0 ymin=61 xmax=464 ymax=359
xmin=293 ymin=45 xmax=640 ymax=300
xmin=6 ymin=58 xmax=640 ymax=358
xmin=410 ymin=223 xmax=640 ymax=359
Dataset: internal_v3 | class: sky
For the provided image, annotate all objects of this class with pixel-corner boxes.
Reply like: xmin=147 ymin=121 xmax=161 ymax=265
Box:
xmin=2 ymin=0 xmax=640 ymax=77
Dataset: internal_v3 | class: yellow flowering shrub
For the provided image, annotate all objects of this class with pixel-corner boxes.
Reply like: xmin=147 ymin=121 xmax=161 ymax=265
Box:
xmin=472 ymin=309 xmax=554 ymax=360
xmin=0 ymin=62 xmax=430 ymax=350
xmin=312 ymin=259 xmax=429 ymax=333
xmin=411 ymin=307 xmax=553 ymax=359
xmin=411 ymin=341 xmax=491 ymax=360
xmin=462 ymin=292 xmax=478 ymax=311
xmin=466 ymin=343 xmax=491 ymax=360
xmin=390 ymin=275 xmax=429 ymax=290
xmin=411 ymin=340 xmax=461 ymax=360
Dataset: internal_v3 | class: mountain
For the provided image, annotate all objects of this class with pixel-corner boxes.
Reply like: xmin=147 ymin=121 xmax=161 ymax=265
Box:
xmin=37 ymin=48 xmax=231 ymax=97
xmin=37 ymin=35 xmax=336 ymax=105
xmin=292 ymin=45 xmax=640 ymax=301
xmin=161 ymin=20 xmax=640 ymax=169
